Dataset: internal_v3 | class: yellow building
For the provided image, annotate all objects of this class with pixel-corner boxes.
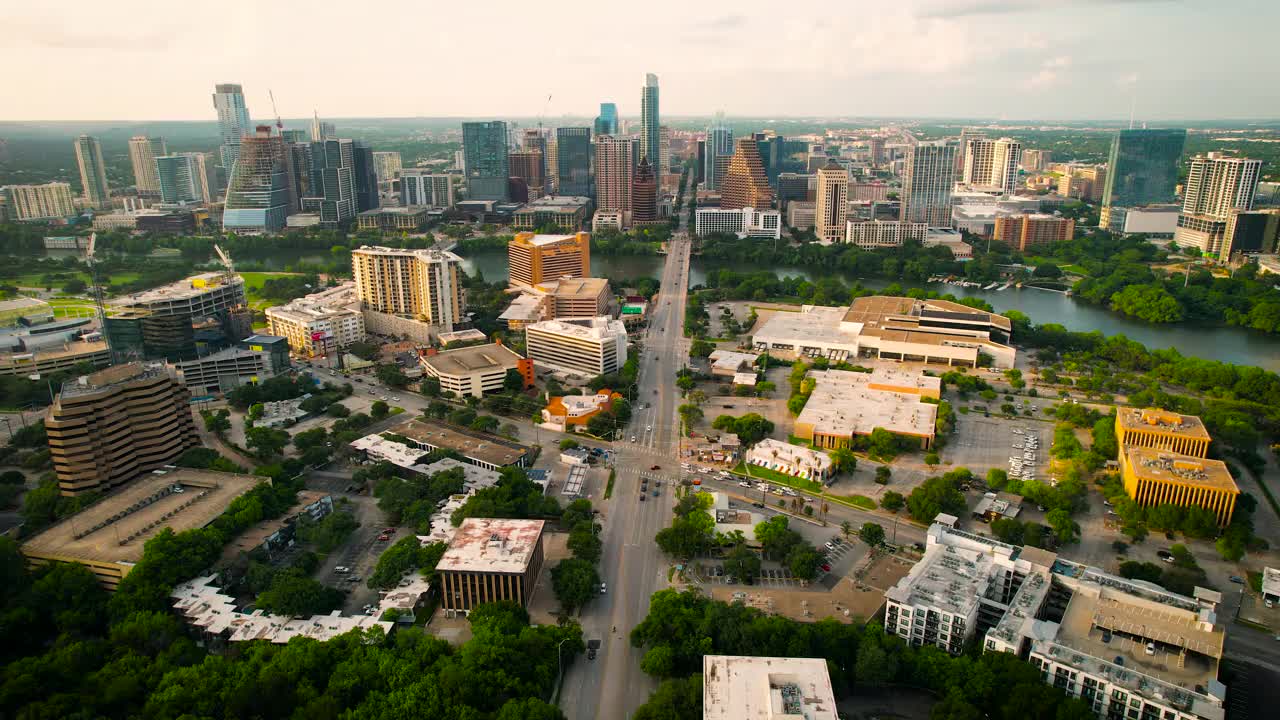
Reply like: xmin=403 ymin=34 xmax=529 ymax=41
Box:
xmin=507 ymin=232 xmax=590 ymax=288
xmin=1115 ymin=407 xmax=1210 ymax=458
xmin=1120 ymin=447 xmax=1238 ymax=526
xmin=351 ymin=246 xmax=464 ymax=327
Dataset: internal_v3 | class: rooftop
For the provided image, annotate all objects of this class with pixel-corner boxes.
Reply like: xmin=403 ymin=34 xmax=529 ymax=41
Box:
xmin=702 ymin=655 xmax=838 ymax=720
xmin=844 ymin=295 xmax=1012 ymax=333
xmin=21 ymin=468 xmax=261 ymax=567
xmin=110 ymin=272 xmax=242 ymax=308
xmin=518 ymin=196 xmax=592 ymax=210
xmin=0 ymin=296 xmax=52 ymax=314
xmin=795 ymin=368 xmax=939 ymax=440
xmin=1123 ymin=447 xmax=1238 ymax=494
xmin=264 ymin=282 xmax=360 ymax=323
xmin=973 ymin=491 xmax=1023 ymax=519
xmin=58 ymin=361 xmax=167 ymax=399
xmin=708 ymin=349 xmax=760 ymax=372
xmin=394 ymin=418 xmax=533 ymax=467
xmin=540 ymin=276 xmax=610 ymax=299
xmin=352 ymin=245 xmax=462 ymax=264
xmin=746 ymin=439 xmax=833 ymax=475
xmin=526 ymin=316 xmax=626 ymax=341
xmin=1263 ymin=567 xmax=1280 ymax=597
xmin=421 ymin=342 xmax=523 ymax=376
xmin=515 ymin=232 xmax=583 ymax=247
xmin=436 ymin=518 xmax=545 ymax=574
xmin=1117 ymin=407 xmax=1211 ymax=441
xmin=437 ymin=328 xmax=488 ymax=345
xmin=753 ymin=305 xmax=861 ymax=349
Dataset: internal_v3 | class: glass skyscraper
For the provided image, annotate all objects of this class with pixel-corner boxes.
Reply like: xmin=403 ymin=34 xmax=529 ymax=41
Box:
xmin=594 ymin=103 xmax=618 ymax=136
xmin=73 ymin=135 xmax=110 ymax=209
xmin=212 ymin=83 xmax=252 ymax=170
xmin=223 ymin=126 xmax=296 ymax=233
xmin=640 ymin=74 xmax=660 ymax=175
xmin=704 ymin=117 xmax=733 ymax=191
xmin=156 ymin=154 xmax=200 ymax=204
xmin=1100 ymin=128 xmax=1186 ymax=227
xmin=555 ymin=127 xmax=592 ymax=197
xmin=462 ymin=121 xmax=510 ymax=201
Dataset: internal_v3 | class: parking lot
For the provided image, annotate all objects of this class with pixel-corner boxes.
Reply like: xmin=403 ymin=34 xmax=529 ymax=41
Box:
xmin=946 ymin=412 xmax=1050 ymax=480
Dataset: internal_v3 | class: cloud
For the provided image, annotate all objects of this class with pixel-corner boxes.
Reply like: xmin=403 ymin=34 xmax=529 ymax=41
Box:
xmin=1027 ymin=55 xmax=1072 ymax=89
xmin=922 ymin=0 xmax=1174 ymax=19
xmin=695 ymin=14 xmax=746 ymax=31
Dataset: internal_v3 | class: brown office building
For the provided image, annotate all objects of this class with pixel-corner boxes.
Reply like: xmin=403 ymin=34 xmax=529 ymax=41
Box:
xmin=509 ymin=150 xmax=545 ymax=199
xmin=992 ymin=213 xmax=1075 ymax=251
xmin=631 ymin=157 xmax=658 ymax=224
xmin=507 ymin=231 xmax=591 ymax=288
xmin=46 ymin=363 xmax=198 ymax=496
xmin=720 ymin=137 xmax=773 ymax=210
xmin=437 ymin=518 xmax=546 ymax=615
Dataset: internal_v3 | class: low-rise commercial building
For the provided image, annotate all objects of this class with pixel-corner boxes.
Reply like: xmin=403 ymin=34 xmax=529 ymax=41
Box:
xmin=512 ymin=195 xmax=593 ymax=232
xmin=1116 ymin=408 xmax=1211 ymax=458
xmin=745 ymin=438 xmax=832 ymax=482
xmin=786 ymin=201 xmax=816 ymax=229
xmin=1262 ymin=568 xmax=1280 ymax=606
xmin=845 ymin=220 xmax=927 ymax=249
xmin=1120 ymin=447 xmax=1238 ymax=527
xmin=694 ymin=206 xmax=782 ymax=239
xmin=793 ymin=368 xmax=940 ymax=450
xmin=171 ymin=335 xmax=291 ymax=396
xmin=265 ymin=282 xmax=366 ymax=357
xmin=419 ymin=342 xmax=532 ymax=398
xmin=541 ymin=389 xmax=622 ymax=432
xmin=707 ymin=349 xmax=759 ymax=378
xmin=1105 ymin=204 xmax=1181 ymax=237
xmin=392 ymin=419 xmax=534 ymax=470
xmin=0 ymin=297 xmax=54 ymax=327
xmin=885 ymin=522 xmax=1228 ymax=720
xmin=498 ymin=277 xmax=612 ymax=329
xmin=437 ymin=518 xmax=546 ymax=615
xmin=525 ymin=316 xmax=628 ymax=377
xmin=702 ymin=654 xmax=838 ymax=720
xmin=356 ymin=207 xmax=429 ymax=231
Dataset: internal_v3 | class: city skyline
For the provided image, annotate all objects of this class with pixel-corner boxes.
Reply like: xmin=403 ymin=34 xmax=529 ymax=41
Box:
xmin=5 ymin=1 xmax=1280 ymax=122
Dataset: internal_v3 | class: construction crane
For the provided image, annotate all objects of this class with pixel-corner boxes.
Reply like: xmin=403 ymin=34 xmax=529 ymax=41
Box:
xmin=537 ymin=93 xmax=552 ymax=134
xmin=213 ymin=243 xmax=236 ymax=286
xmin=84 ymin=232 xmax=115 ymax=364
xmin=268 ymin=89 xmax=283 ymax=131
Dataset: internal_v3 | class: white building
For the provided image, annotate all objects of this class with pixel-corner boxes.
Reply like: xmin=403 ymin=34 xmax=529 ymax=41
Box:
xmin=787 ymin=201 xmax=816 ymax=229
xmin=525 ymin=316 xmax=628 ymax=377
xmin=694 ymin=207 xmax=782 ymax=240
xmin=745 ymin=438 xmax=832 ymax=482
xmin=400 ymin=169 xmax=454 ymax=209
xmin=264 ymin=282 xmax=366 ymax=357
xmin=703 ymin=655 xmax=838 ymax=720
xmin=1173 ymin=154 xmax=1263 ymax=254
xmin=1106 ymin=204 xmax=1181 ymax=237
xmin=886 ymin=523 xmax=1228 ymax=720
xmin=962 ymin=137 xmax=1021 ymax=196
xmin=4 ymin=182 xmax=77 ymax=221
xmin=419 ymin=342 xmax=527 ymax=398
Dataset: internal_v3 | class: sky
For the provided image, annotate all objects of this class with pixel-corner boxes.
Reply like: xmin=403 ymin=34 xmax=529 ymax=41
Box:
xmin=4 ymin=0 xmax=1279 ymax=122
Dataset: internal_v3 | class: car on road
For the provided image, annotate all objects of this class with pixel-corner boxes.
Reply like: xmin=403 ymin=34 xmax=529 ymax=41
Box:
xmin=632 ymin=435 xmax=637 ymax=442
xmin=825 ymin=541 xmax=835 ymax=550
xmin=334 ymin=566 xmax=350 ymax=573
xmin=640 ymin=494 xmax=647 ymax=501
xmin=383 ymin=527 xmax=395 ymax=534
xmin=652 ymin=489 xmax=659 ymax=496
xmin=377 ymin=534 xmax=390 ymax=542
xmin=647 ymin=425 xmax=652 ymax=432
xmin=650 ymin=465 xmax=661 ymax=470
xmin=1230 ymin=576 xmax=1244 ymax=584
xmin=738 ymin=481 xmax=752 ymax=488
xmin=600 ymin=582 xmax=607 ymax=594
xmin=692 ymin=478 xmax=701 ymax=485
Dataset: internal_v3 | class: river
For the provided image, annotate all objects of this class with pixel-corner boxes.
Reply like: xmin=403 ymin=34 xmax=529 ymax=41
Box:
xmin=453 ymin=250 xmax=1280 ymax=371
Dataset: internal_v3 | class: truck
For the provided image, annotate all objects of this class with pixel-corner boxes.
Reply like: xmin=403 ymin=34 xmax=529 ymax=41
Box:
xmin=587 ymin=636 xmax=601 ymax=660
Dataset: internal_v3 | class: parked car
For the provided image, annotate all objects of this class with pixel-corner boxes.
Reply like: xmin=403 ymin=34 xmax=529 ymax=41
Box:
xmin=334 ymin=566 xmax=350 ymax=574
xmin=821 ymin=563 xmax=831 ymax=572
xmin=377 ymin=534 xmax=390 ymax=542
xmin=1230 ymin=576 xmax=1244 ymax=584
xmin=651 ymin=465 xmax=661 ymax=470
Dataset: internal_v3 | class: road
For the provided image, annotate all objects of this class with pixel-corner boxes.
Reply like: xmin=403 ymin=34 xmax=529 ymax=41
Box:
xmin=559 ymin=226 xmax=693 ymax=719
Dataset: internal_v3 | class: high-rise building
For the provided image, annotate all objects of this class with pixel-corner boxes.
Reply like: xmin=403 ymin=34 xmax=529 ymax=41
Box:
xmin=4 ymin=183 xmax=76 ymax=221
xmin=509 ymin=151 xmax=546 ymax=198
xmin=900 ymin=142 xmax=956 ymax=226
xmin=305 ymin=139 xmax=357 ymax=227
xmin=815 ymin=162 xmax=850 ymax=244
xmin=1173 ymin=153 xmax=1263 ymax=254
xmin=522 ymin=129 xmax=549 ymax=185
xmin=212 ymin=83 xmax=252 ymax=170
xmin=351 ymin=246 xmax=465 ymax=328
xmin=962 ymin=137 xmax=1021 ymax=195
xmin=594 ymin=135 xmax=635 ymax=215
xmin=284 ymin=137 xmax=314 ymax=203
xmin=372 ymin=151 xmax=403 ymax=185
xmin=352 ymin=142 xmax=380 ymax=212
xmin=720 ymin=137 xmax=773 ymax=210
xmin=640 ymin=73 xmax=660 ymax=174
xmin=525 ymin=317 xmax=628 ymax=377
xmin=188 ymin=152 xmax=219 ymax=203
xmin=594 ymin=103 xmax=618 ymax=136
xmin=45 ymin=363 xmax=198 ymax=496
xmin=1020 ymin=149 xmax=1051 ymax=172
xmin=156 ymin=154 xmax=202 ymax=204
xmin=631 ymin=157 xmax=658 ymax=225
xmin=508 ymin=232 xmax=591 ymax=288
xmin=128 ymin=136 xmax=167 ymax=196
xmin=555 ymin=127 xmax=592 ymax=197
xmin=704 ymin=118 xmax=734 ymax=191
xmin=73 ymin=135 xmax=110 ymax=209
xmin=776 ymin=173 xmax=813 ymax=211
xmin=868 ymin=137 xmax=886 ymax=166
xmin=222 ymin=125 xmax=297 ymax=233
xmin=310 ymin=113 xmax=336 ymax=142
xmin=992 ymin=213 xmax=1076 ymax=251
xmin=955 ymin=127 xmax=985 ymax=177
xmin=462 ymin=121 xmax=509 ymax=201
xmin=1100 ymin=128 xmax=1187 ymax=227
xmin=659 ymin=126 xmax=671 ymax=185
xmin=400 ymin=169 xmax=454 ymax=209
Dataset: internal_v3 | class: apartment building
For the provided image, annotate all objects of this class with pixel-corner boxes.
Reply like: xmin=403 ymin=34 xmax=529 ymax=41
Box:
xmin=264 ymin=282 xmax=366 ymax=357
xmin=419 ymin=342 xmax=533 ymax=398
xmin=4 ymin=182 xmax=77 ymax=221
xmin=438 ymin=519 xmax=546 ymax=616
xmin=45 ymin=363 xmax=199 ymax=496
xmin=845 ymin=220 xmax=928 ymax=249
xmin=815 ymin=162 xmax=850 ymax=244
xmin=525 ymin=316 xmax=628 ymax=377
xmin=507 ymin=232 xmax=591 ymax=288
xmin=901 ymin=142 xmax=956 ymax=226
xmin=886 ymin=522 xmax=1227 ymax=720
xmin=991 ymin=213 xmax=1075 ymax=250
xmin=351 ymin=246 xmax=464 ymax=328
xmin=962 ymin=137 xmax=1021 ymax=195
xmin=1173 ymin=153 xmax=1263 ymax=255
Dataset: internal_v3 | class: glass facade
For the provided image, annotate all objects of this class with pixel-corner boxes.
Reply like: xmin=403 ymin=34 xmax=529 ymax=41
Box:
xmin=1102 ymin=129 xmax=1186 ymax=210
xmin=462 ymin=121 xmax=510 ymax=201
xmin=593 ymin=103 xmax=618 ymax=135
xmin=555 ymin=127 xmax=592 ymax=197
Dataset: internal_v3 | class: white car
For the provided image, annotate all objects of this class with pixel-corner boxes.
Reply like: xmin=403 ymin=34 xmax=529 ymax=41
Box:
xmin=600 ymin=582 xmax=607 ymax=594
xmin=335 ymin=566 xmax=350 ymax=574
xmin=631 ymin=435 xmax=637 ymax=442
xmin=738 ymin=481 xmax=752 ymax=488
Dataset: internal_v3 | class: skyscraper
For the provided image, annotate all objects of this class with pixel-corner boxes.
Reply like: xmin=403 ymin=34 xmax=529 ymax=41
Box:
xmin=704 ymin=117 xmax=733 ymax=191
xmin=962 ymin=137 xmax=1021 ymax=195
xmin=305 ymin=139 xmax=357 ymax=227
xmin=372 ymin=151 xmax=403 ymax=185
xmin=212 ymin=83 xmax=252 ymax=170
xmin=595 ymin=135 xmax=636 ymax=216
xmin=631 ymin=158 xmax=658 ymax=225
xmin=523 ymin=129 xmax=549 ymax=184
xmin=1173 ymin=153 xmax=1263 ymax=255
xmin=185 ymin=152 xmax=219 ymax=203
xmin=462 ymin=121 xmax=510 ymax=201
xmin=659 ymin=126 xmax=671 ymax=185
xmin=1100 ymin=128 xmax=1187 ymax=227
xmin=156 ymin=154 xmax=201 ymax=204
xmin=594 ymin=103 xmax=618 ymax=136
xmin=73 ymin=135 xmax=110 ymax=209
xmin=222 ymin=125 xmax=297 ymax=233
xmin=352 ymin=142 xmax=380 ymax=212
xmin=351 ymin=246 xmax=465 ymax=328
xmin=128 ymin=136 xmax=167 ymax=196
xmin=720 ymin=138 xmax=773 ymax=210
xmin=900 ymin=142 xmax=956 ymax=226
xmin=640 ymin=74 xmax=660 ymax=174
xmin=509 ymin=151 xmax=546 ymax=199
xmin=400 ymin=170 xmax=454 ymax=209
xmin=310 ymin=112 xmax=336 ymax=142
xmin=956 ymin=127 xmax=985 ymax=177
xmin=555 ymin=127 xmax=592 ymax=197
xmin=815 ymin=162 xmax=850 ymax=244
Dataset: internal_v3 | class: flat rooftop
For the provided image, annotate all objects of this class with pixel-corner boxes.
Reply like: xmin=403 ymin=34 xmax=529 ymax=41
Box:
xmin=1124 ymin=447 xmax=1238 ymax=493
xmin=110 ymin=272 xmax=242 ymax=307
xmin=708 ymin=349 xmax=760 ymax=372
xmin=436 ymin=518 xmax=545 ymax=575
xmin=542 ymin=276 xmax=609 ymax=298
xmin=796 ymin=368 xmax=939 ymax=440
xmin=264 ymin=282 xmax=359 ymax=323
xmin=22 ymin=468 xmax=261 ymax=567
xmin=526 ymin=316 xmax=625 ymax=341
xmin=394 ymin=418 xmax=532 ymax=467
xmin=843 ymin=295 xmax=1012 ymax=333
xmin=1117 ymin=407 xmax=1211 ymax=441
xmin=437 ymin=328 xmax=488 ymax=344
xmin=58 ymin=361 xmax=165 ymax=399
xmin=702 ymin=655 xmax=838 ymax=720
xmin=519 ymin=197 xmax=591 ymax=209
xmin=0 ymin=296 xmax=51 ymax=313
xmin=352 ymin=245 xmax=462 ymax=264
xmin=753 ymin=306 xmax=861 ymax=348
xmin=421 ymin=342 xmax=522 ymax=376
xmin=517 ymin=233 xmax=581 ymax=246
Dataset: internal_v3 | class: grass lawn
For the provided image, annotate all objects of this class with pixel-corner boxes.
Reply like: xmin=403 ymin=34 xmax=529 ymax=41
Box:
xmin=239 ymin=271 xmax=303 ymax=311
xmin=733 ymin=461 xmax=824 ymax=493
xmin=1060 ymin=264 xmax=1089 ymax=277
xmin=830 ymin=494 xmax=877 ymax=510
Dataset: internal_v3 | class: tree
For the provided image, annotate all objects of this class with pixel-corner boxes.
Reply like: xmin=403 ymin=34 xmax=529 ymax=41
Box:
xmin=855 ymin=627 xmax=897 ymax=687
xmin=722 ymin=543 xmax=761 ymax=584
xmin=840 ymin=521 xmax=853 ymax=540
xmin=787 ymin=544 xmax=822 ymax=580
xmin=245 ymin=426 xmax=290 ymax=458
xmin=560 ymin=438 xmax=581 ymax=451
xmin=633 ymin=676 xmax=703 ymax=720
xmin=875 ymin=465 xmax=892 ymax=485
xmin=471 ymin=414 xmax=500 ymax=433
xmin=347 ymin=340 xmax=380 ymax=360
xmin=368 ymin=399 xmax=390 ymax=419
xmin=567 ymin=522 xmax=602 ymax=563
xmin=1046 ymin=509 xmax=1078 ymax=544
xmin=1032 ymin=262 xmax=1063 ymax=279
xmin=858 ymin=522 xmax=885 ymax=547
xmin=326 ymin=402 xmax=351 ymax=418
xmin=924 ymin=451 xmax=940 ymax=467
xmin=829 ymin=447 xmax=857 ymax=475
xmin=881 ymin=491 xmax=905 ymax=512
xmin=202 ymin=409 xmax=231 ymax=434
xmin=376 ymin=364 xmax=410 ymax=388
xmin=677 ymin=403 xmax=703 ymax=430
xmin=551 ymin=557 xmax=600 ymax=613
xmin=421 ymin=376 xmax=441 ymax=397
xmin=906 ymin=475 xmax=966 ymax=523
xmin=255 ymin=568 xmax=344 ymax=616
xmin=503 ymin=368 xmax=526 ymax=392
xmin=689 ymin=339 xmax=715 ymax=358
xmin=676 ymin=374 xmax=696 ymax=393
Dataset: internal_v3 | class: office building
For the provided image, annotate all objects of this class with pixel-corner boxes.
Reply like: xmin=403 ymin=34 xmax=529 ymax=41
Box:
xmin=631 ymin=157 xmax=658 ymax=225
xmin=264 ymin=282 xmax=365 ymax=357
xmin=815 ymin=162 xmax=849 ymax=244
xmin=787 ymin=201 xmax=815 ymax=229
xmin=640 ymin=73 xmax=661 ymax=176
xmin=357 ymin=207 xmax=429 ymax=232
xmin=793 ymin=368 xmax=939 ymax=450
xmin=1115 ymin=407 xmax=1210 ymax=462
xmin=594 ymin=102 xmax=618 ymax=136
xmin=594 ymin=135 xmax=635 ymax=215
xmin=525 ymin=316 xmax=628 ymax=377
xmin=128 ymin=136 xmax=167 ymax=196
xmin=887 ymin=522 xmax=1228 ymax=720
xmin=508 ymin=232 xmax=590 ymax=288
xmin=1219 ymin=209 xmax=1280 ymax=261
xmin=351 ymin=246 xmax=465 ymax=327
xmin=509 ymin=150 xmax=546 ymax=199
xmin=704 ymin=119 xmax=733 ymax=191
xmin=74 ymin=135 xmax=110 ymax=209
xmin=4 ymin=182 xmax=76 ymax=221
xmin=498 ymin=277 xmax=612 ymax=329
xmin=702 ymin=655 xmax=838 ymax=720
xmin=310 ymin=113 xmax=335 ymax=142
xmin=45 ymin=363 xmax=199 ymax=496
xmin=222 ymin=126 xmax=297 ymax=233
xmin=745 ymin=439 xmax=832 ymax=481
xmin=992 ymin=213 xmax=1075 ymax=251
xmin=1114 ymin=407 xmax=1238 ymax=527
xmin=351 ymin=143 xmax=379 ymax=212
xmin=156 ymin=154 xmax=201 ymax=204
xmin=694 ymin=207 xmax=781 ymax=239
xmin=400 ymin=169 xmax=454 ymax=209
xmin=513 ymin=196 xmax=593 ymax=232
xmin=437 ymin=519 xmax=545 ymax=615
xmin=1105 ymin=204 xmax=1181 ymax=237
xmin=522 ymin=129 xmax=550 ymax=187
xmin=659 ymin=126 xmax=671 ymax=187
xmin=420 ymin=342 xmax=533 ymax=398
xmin=172 ymin=335 xmax=291 ymax=396
xmin=304 ymin=139 xmax=357 ymax=227
xmin=901 ymin=141 xmax=956 ymax=226
xmin=1100 ymin=129 xmax=1187 ymax=227
xmin=776 ymin=172 xmax=812 ymax=210
xmin=849 ymin=182 xmax=891 ymax=202
xmin=462 ymin=121 xmax=509 ymax=201
xmin=721 ymin=137 xmax=773 ymax=210
xmin=107 ymin=271 xmax=249 ymax=362
xmin=212 ymin=83 xmax=252 ymax=170
xmin=1173 ymin=153 xmax=1263 ymax=255
xmin=962 ymin=137 xmax=1021 ymax=195
xmin=845 ymin=220 xmax=928 ymax=249
xmin=372 ymin=151 xmax=402 ymax=185
xmin=554 ymin=127 xmax=592 ymax=197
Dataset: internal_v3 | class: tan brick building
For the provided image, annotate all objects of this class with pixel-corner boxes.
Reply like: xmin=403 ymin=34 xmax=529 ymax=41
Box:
xmin=437 ymin=518 xmax=546 ymax=615
xmin=507 ymin=232 xmax=591 ymax=288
